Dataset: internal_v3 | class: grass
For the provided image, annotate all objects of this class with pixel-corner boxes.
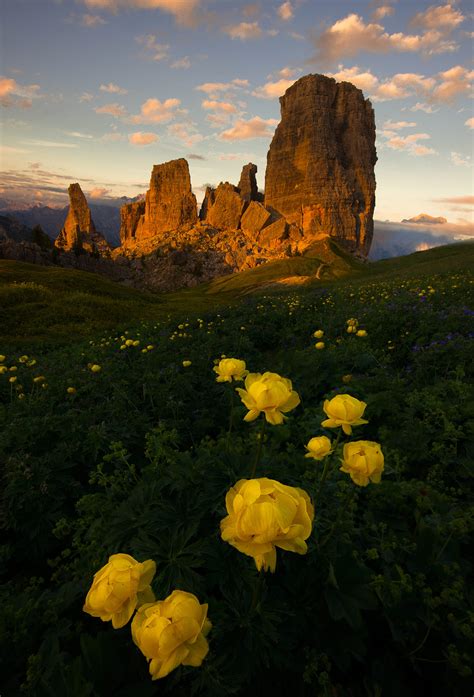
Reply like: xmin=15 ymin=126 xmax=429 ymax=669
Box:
xmin=1 ymin=240 xmax=472 ymax=349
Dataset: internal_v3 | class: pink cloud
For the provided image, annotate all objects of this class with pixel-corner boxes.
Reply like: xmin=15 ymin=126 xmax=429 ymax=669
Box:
xmin=130 ymin=97 xmax=181 ymax=124
xmin=219 ymin=116 xmax=278 ymax=141
xmin=277 ymin=2 xmax=293 ymax=21
xmin=201 ymin=100 xmax=237 ymax=113
xmin=82 ymin=0 xmax=200 ymax=26
xmin=252 ymin=77 xmax=297 ymax=99
xmin=128 ymin=131 xmax=159 ymax=146
xmin=95 ymin=103 xmax=127 ymax=117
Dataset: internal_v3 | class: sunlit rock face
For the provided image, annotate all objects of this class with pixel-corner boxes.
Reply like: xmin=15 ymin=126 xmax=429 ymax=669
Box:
xmin=55 ymin=183 xmax=111 ymax=256
xmin=120 ymin=200 xmax=145 ymax=246
xmin=264 ymin=74 xmax=377 ymax=257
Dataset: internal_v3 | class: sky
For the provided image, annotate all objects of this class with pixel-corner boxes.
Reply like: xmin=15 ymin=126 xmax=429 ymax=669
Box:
xmin=0 ymin=0 xmax=473 ymax=234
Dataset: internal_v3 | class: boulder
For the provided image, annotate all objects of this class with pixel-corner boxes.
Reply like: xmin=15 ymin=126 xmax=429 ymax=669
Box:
xmin=264 ymin=74 xmax=377 ymax=256
xmin=240 ymin=201 xmax=272 ymax=237
xmin=206 ymin=182 xmax=246 ymax=230
xmin=258 ymin=217 xmax=288 ymax=248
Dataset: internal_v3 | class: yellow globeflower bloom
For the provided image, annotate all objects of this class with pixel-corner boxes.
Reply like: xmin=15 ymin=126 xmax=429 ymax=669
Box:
xmin=9 ymin=376 xmax=17 ymax=383
xmin=342 ymin=374 xmax=352 ymax=384
xmin=0 ymin=366 xmax=7 ymax=375
xmin=132 ymin=590 xmax=211 ymax=681
xmin=314 ymin=342 xmax=325 ymax=350
xmin=221 ymin=478 xmax=314 ymax=572
xmin=19 ymin=355 xmax=29 ymax=363
xmin=0 ymin=355 xmax=6 ymax=362
xmin=67 ymin=387 xmax=77 ymax=395
xmin=83 ymin=553 xmax=156 ymax=629
xmin=340 ymin=441 xmax=384 ymax=487
xmin=182 ymin=360 xmax=192 ymax=367
xmin=125 ymin=339 xmax=134 ymax=347
xmin=321 ymin=394 xmax=368 ymax=435
xmin=33 ymin=376 xmax=46 ymax=384
xmin=213 ymin=358 xmax=248 ymax=383
xmin=236 ymin=372 xmax=300 ymax=425
xmin=313 ymin=330 xmax=324 ymax=339
xmin=356 ymin=329 xmax=367 ymax=337
xmin=91 ymin=364 xmax=101 ymax=373
xmin=305 ymin=436 xmax=332 ymax=460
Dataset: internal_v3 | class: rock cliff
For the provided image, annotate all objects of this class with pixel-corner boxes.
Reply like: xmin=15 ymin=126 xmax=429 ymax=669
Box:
xmin=264 ymin=74 xmax=376 ymax=256
xmin=54 ymin=183 xmax=111 ymax=256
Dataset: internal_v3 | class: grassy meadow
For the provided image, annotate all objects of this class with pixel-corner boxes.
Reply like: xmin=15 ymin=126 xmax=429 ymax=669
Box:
xmin=1 ymin=242 xmax=473 ymax=696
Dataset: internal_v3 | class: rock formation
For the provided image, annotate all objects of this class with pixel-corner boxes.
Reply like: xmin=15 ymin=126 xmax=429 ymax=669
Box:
xmin=238 ymin=163 xmax=259 ymax=202
xmin=120 ymin=159 xmax=197 ymax=248
xmin=120 ymin=200 xmax=145 ymax=246
xmin=199 ymin=186 xmax=215 ymax=221
xmin=55 ymin=183 xmax=111 ymax=256
xmin=264 ymin=73 xmax=377 ymax=256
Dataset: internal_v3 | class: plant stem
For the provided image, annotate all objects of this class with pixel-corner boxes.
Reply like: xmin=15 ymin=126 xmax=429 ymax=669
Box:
xmin=249 ymin=570 xmax=264 ymax=614
xmin=250 ymin=416 xmax=266 ymax=478
xmin=228 ymin=388 xmax=235 ymax=436
xmin=320 ymin=486 xmax=355 ymax=549
xmin=315 ymin=429 xmax=342 ymax=507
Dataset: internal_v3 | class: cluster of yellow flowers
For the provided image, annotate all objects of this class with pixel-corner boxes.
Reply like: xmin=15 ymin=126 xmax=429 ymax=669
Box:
xmin=84 ymin=554 xmax=211 ymax=681
xmin=346 ymin=318 xmax=367 ymax=337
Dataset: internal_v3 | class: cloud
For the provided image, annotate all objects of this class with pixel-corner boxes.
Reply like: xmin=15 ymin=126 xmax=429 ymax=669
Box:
xmin=223 ymin=21 xmax=262 ymax=40
xmin=327 ymin=64 xmax=471 ymax=104
xmin=277 ymin=2 xmax=293 ymax=21
xmin=64 ymin=131 xmax=94 ymax=139
xmin=409 ymin=102 xmax=439 ymax=113
xmin=89 ymin=186 xmax=110 ymax=197
xmin=95 ymin=102 xmax=127 ymax=117
xmin=465 ymin=117 xmax=474 ymax=129
xmin=79 ymin=92 xmax=94 ymax=102
xmin=381 ymin=131 xmax=437 ymax=156
xmin=0 ymin=144 xmax=30 ymax=154
xmin=136 ymin=34 xmax=169 ymax=61
xmin=101 ymin=132 xmax=126 ymax=142
xmin=410 ymin=3 xmax=464 ymax=30
xmin=23 ymin=139 xmax=79 ymax=148
xmin=433 ymin=196 xmax=474 ymax=206
xmin=167 ymin=123 xmax=203 ymax=146
xmin=100 ymin=82 xmax=128 ymax=94
xmin=82 ymin=0 xmax=200 ymax=26
xmin=450 ymin=151 xmax=471 ymax=167
xmin=130 ymin=97 xmax=181 ymax=124
xmin=201 ymin=100 xmax=237 ymax=113
xmin=371 ymin=5 xmax=394 ymax=21
xmin=432 ymin=65 xmax=474 ymax=103
xmin=401 ymin=213 xmax=447 ymax=224
xmin=81 ymin=13 xmax=106 ymax=26
xmin=195 ymin=78 xmax=249 ymax=100
xmin=382 ymin=119 xmax=417 ymax=130
xmin=0 ymin=76 xmax=41 ymax=108
xmin=171 ymin=56 xmax=191 ymax=69
xmin=219 ymin=116 xmax=278 ymax=141
xmin=310 ymin=12 xmax=460 ymax=66
xmin=252 ymin=77 xmax=297 ymax=99
xmin=187 ymin=153 xmax=205 ymax=160
xmin=128 ymin=131 xmax=159 ymax=145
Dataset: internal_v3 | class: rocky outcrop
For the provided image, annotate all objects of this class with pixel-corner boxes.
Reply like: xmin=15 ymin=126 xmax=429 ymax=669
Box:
xmin=55 ymin=184 xmax=111 ymax=256
xmin=120 ymin=200 xmax=145 ymax=246
xmin=141 ymin=158 xmax=197 ymax=238
xmin=206 ymin=182 xmax=246 ymax=230
xmin=264 ymin=74 xmax=377 ymax=256
xmin=199 ymin=186 xmax=216 ymax=221
xmin=240 ymin=201 xmax=272 ymax=238
xmin=238 ymin=163 xmax=259 ymax=202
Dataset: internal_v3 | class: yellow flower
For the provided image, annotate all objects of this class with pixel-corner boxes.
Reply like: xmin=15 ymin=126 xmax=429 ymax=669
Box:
xmin=0 ymin=355 xmax=5 ymax=362
xmin=125 ymin=339 xmax=134 ymax=346
xmin=305 ymin=436 xmax=332 ymax=460
xmin=33 ymin=376 xmax=46 ymax=384
xmin=0 ymin=366 xmax=7 ymax=375
xmin=133 ymin=340 xmax=140 ymax=347
xmin=147 ymin=345 xmax=154 ymax=350
xmin=19 ymin=355 xmax=29 ymax=363
xmin=314 ymin=342 xmax=325 ymax=350
xmin=213 ymin=358 xmax=248 ymax=383
xmin=220 ymin=478 xmax=314 ymax=572
xmin=313 ymin=330 xmax=324 ymax=339
xmin=91 ymin=364 xmax=101 ymax=373
xmin=9 ymin=376 xmax=17 ymax=383
xmin=340 ymin=441 xmax=384 ymax=487
xmin=236 ymin=372 xmax=300 ymax=425
xmin=321 ymin=394 xmax=368 ymax=435
xmin=342 ymin=374 xmax=352 ymax=384
xmin=182 ymin=360 xmax=192 ymax=367
xmin=83 ymin=553 xmax=156 ymax=629
xmin=131 ymin=590 xmax=211 ymax=680
xmin=67 ymin=387 xmax=76 ymax=395
xmin=356 ymin=330 xmax=367 ymax=337
xmin=9 ymin=366 xmax=17 ymax=372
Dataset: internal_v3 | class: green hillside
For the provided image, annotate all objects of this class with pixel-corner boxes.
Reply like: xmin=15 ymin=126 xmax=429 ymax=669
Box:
xmin=1 ymin=240 xmax=472 ymax=348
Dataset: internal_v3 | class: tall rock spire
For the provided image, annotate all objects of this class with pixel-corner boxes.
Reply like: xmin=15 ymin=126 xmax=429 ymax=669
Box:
xmin=55 ymin=183 xmax=111 ymax=255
